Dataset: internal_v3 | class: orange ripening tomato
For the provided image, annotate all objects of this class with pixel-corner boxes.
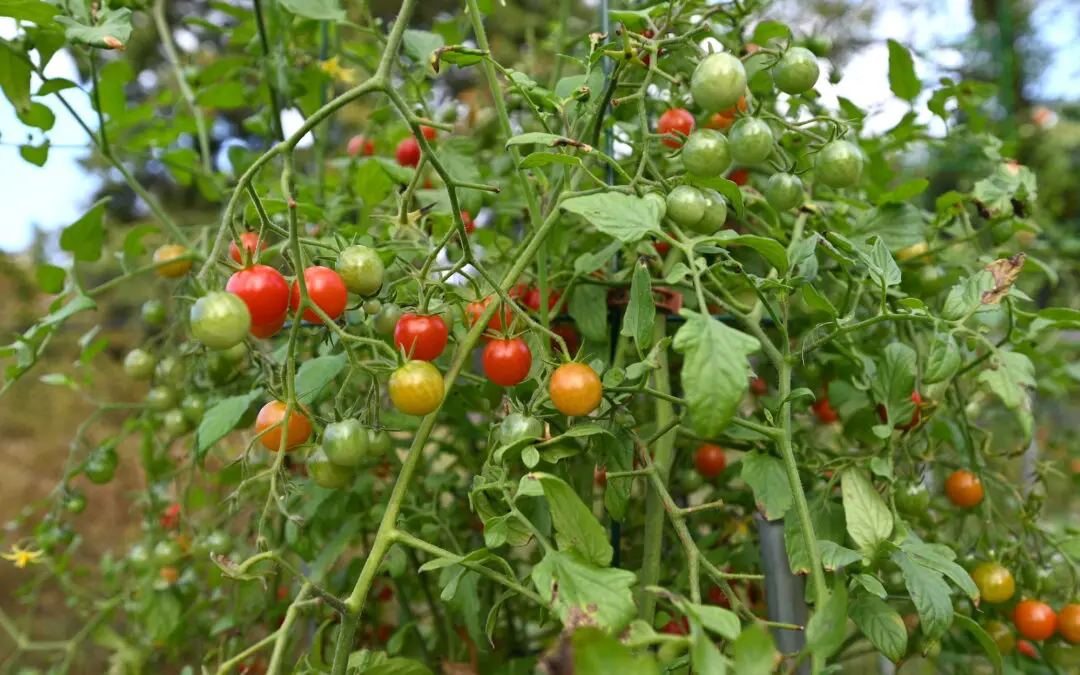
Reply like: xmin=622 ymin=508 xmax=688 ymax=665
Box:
xmin=255 ymin=401 xmax=312 ymax=451
xmin=944 ymin=469 xmax=984 ymax=508
xmin=229 ymin=232 xmax=267 ymax=265
xmin=549 ymin=363 xmax=603 ymax=416
xmin=154 ymin=244 xmax=193 ymax=278
xmin=1014 ymin=600 xmax=1058 ymax=642
xmin=812 ymin=397 xmax=839 ymax=424
xmin=1059 ymin=604 xmax=1080 ymax=644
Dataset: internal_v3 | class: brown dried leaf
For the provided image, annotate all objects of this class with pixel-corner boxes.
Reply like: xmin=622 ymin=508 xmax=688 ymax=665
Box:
xmin=982 ymin=253 xmax=1025 ymax=305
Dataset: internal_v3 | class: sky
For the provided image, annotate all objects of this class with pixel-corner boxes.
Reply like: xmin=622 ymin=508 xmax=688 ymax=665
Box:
xmin=1 ymin=1 xmax=1078 ymax=253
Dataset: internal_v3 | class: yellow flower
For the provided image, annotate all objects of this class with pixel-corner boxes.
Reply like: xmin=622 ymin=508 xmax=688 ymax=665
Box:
xmin=319 ymin=56 xmax=358 ymax=85
xmin=2 ymin=544 xmax=43 ymax=569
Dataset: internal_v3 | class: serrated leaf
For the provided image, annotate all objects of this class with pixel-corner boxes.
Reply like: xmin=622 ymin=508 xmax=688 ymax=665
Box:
xmin=923 ymin=332 xmax=961 ymax=384
xmin=805 ymin=579 xmax=848 ymax=660
xmin=570 ymin=626 xmax=661 ymax=674
xmin=195 ymin=390 xmax=261 ymax=457
xmin=871 ymin=343 xmax=917 ymax=429
xmin=741 ymin=451 xmax=792 ymax=520
xmin=574 ymin=240 xmax=622 ymax=276
xmin=841 ymin=470 xmax=892 ymax=555
xmin=568 ymin=284 xmax=608 ymax=342
xmin=561 ymin=192 xmax=664 ymax=243
xmin=598 ymin=425 xmax=635 ymax=522
xmin=531 ymin=551 xmax=637 ymax=632
xmin=818 ymin=541 xmax=863 ymax=571
xmin=898 ymin=538 xmax=979 ymax=601
xmin=673 ymin=311 xmax=760 ymax=438
xmin=891 ymin=549 xmax=953 ymax=641
xmin=402 ymin=29 xmax=444 ymax=62
xmin=855 ymin=574 xmax=888 ymax=599
xmin=60 ymin=198 xmax=108 ymax=262
xmin=941 ymin=271 xmax=994 ymax=321
xmin=620 ymin=262 xmax=654 ymax=350
xmin=732 ymin=624 xmax=776 ymax=675
xmin=294 ymin=353 xmax=347 ymax=405
xmin=886 ymin=39 xmax=921 ymax=101
xmin=528 ymin=473 xmax=612 ymax=566
xmin=55 ymin=7 xmax=132 ymax=49
xmin=977 ymin=350 xmax=1034 ymax=410
xmin=849 ymin=595 xmax=907 ymax=663
xmin=710 ymin=231 xmax=788 ymax=273
xmin=862 ymin=237 xmax=901 ymax=288
xmin=685 ymin=603 xmax=740 ymax=640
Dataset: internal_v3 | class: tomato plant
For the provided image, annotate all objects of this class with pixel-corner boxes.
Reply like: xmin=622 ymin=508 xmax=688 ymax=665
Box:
xmin=5 ymin=1 xmax=1080 ymax=673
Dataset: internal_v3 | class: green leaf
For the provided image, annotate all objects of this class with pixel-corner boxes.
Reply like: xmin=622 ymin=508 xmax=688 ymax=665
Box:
xmin=122 ymin=225 xmax=158 ymax=260
xmin=924 ymin=332 xmax=961 ymax=384
xmin=279 ymin=0 xmax=344 ymax=20
xmin=853 ymin=203 xmax=926 ymax=251
xmin=574 ymin=240 xmax=622 ymax=276
xmin=531 ymin=550 xmax=637 ymax=631
xmin=709 ymin=231 xmax=788 ymax=273
xmin=805 ymin=579 xmax=848 ymax=660
xmin=620 ymin=262 xmax=655 ymax=350
xmin=862 ymin=237 xmax=901 ymax=288
xmin=953 ymin=614 xmax=1003 ymax=674
xmin=0 ymin=0 xmax=59 ymax=24
xmin=570 ymin=627 xmax=661 ymax=675
xmin=855 ymin=574 xmax=888 ymax=599
xmin=294 ymin=353 xmax=347 ymax=405
xmin=354 ymin=159 xmax=394 ymax=208
xmin=740 ymin=451 xmax=792 ymax=520
xmin=195 ymin=391 xmax=261 ymax=457
xmin=849 ymin=595 xmax=907 ymax=663
xmin=506 ymin=132 xmax=582 ymax=148
xmin=56 ymin=7 xmax=133 ymax=49
xmin=673 ymin=311 xmax=760 ymax=438
xmin=0 ymin=42 xmax=33 ymax=113
xmin=898 ymin=538 xmax=979 ymax=601
xmin=685 ymin=603 xmax=740 ymax=640
xmin=752 ymin=20 xmax=791 ymax=44
xmin=362 ymin=658 xmax=433 ymax=675
xmin=941 ymin=271 xmax=994 ymax=321
xmin=196 ymin=81 xmax=247 ymax=109
xmin=690 ymin=629 xmax=728 ymax=674
xmin=529 ymin=473 xmax=612 ymax=566
xmin=891 ymin=549 xmax=953 ymax=641
xmin=841 ymin=469 xmax=892 ymax=555
xmin=818 ymin=540 xmax=863 ymax=571
xmin=95 ymin=59 xmax=132 ymax=119
xmin=568 ymin=284 xmax=609 ymax=342
xmin=19 ymin=141 xmax=49 ymax=166
xmin=800 ymin=284 xmax=837 ymax=317
xmin=871 ymin=343 xmax=916 ymax=429
xmin=886 ymin=39 xmax=921 ymax=101
xmin=41 ymin=294 xmax=96 ymax=326
xmin=877 ymin=179 xmax=929 ymax=205
xmin=402 ymin=29 xmax=444 ymax=63
xmin=561 ymin=192 xmax=664 ymax=243
xmin=785 ymin=495 xmax=845 ymax=574
xmin=520 ymin=152 xmax=582 ymax=169
xmin=732 ymin=624 xmax=776 ymax=675
xmin=596 ymin=425 xmax=634 ymax=522
xmin=977 ymin=350 xmax=1035 ymax=410
xmin=17 ymin=101 xmax=54 ymax=130
xmin=60 ymin=198 xmax=108 ymax=262
xmin=36 ymin=78 xmax=78 ymax=96
xmin=35 ymin=264 xmax=65 ymax=293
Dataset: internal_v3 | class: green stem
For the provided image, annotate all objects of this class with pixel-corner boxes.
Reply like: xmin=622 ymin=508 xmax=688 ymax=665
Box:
xmin=152 ymin=0 xmax=213 ymax=175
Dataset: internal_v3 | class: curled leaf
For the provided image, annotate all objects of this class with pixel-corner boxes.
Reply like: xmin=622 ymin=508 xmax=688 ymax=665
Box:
xmin=981 ymin=253 xmax=1025 ymax=305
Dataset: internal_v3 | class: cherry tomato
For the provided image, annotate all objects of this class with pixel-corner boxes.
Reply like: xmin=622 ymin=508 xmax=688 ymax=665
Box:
xmin=64 ymin=492 xmax=87 ymax=514
xmin=155 ymin=355 xmax=186 ymax=386
xmin=374 ymin=304 xmax=404 ymax=335
xmin=159 ymin=566 xmax=180 ymax=584
xmin=226 ymin=265 xmax=290 ymax=326
xmin=250 ymin=313 xmax=286 ymax=339
xmin=347 ymin=135 xmax=375 ymax=157
xmin=688 ymin=189 xmax=728 ymax=235
xmin=465 ymin=296 xmax=512 ymax=339
xmin=483 ymin=338 xmax=532 ymax=387
xmin=1018 ymin=640 xmax=1039 ymax=659
xmin=160 ymin=504 xmax=181 ymax=529
xmin=153 ymin=244 xmax=192 ymax=278
xmin=256 ymin=401 xmax=312 ymax=452
xmin=765 ymin=173 xmax=804 ymax=211
xmin=549 ymin=363 xmax=603 ymax=416
xmin=1059 ymin=605 xmax=1080 ymax=644
xmin=973 ymin=562 xmax=1016 ymax=604
xmin=815 ymin=140 xmax=864 ymax=188
xmin=523 ymin=287 xmax=560 ymax=313
xmin=153 ymin=539 xmax=183 ymax=565
xmin=894 ymin=482 xmax=930 ymax=515
xmin=657 ymin=108 xmax=695 ymax=148
xmin=772 ymin=46 xmax=820 ymax=94
xmin=461 ymin=210 xmax=475 ymax=234
xmin=322 ymin=419 xmax=370 ymax=468
xmin=307 ymin=448 xmax=355 ymax=489
xmin=142 ymin=299 xmax=166 ymax=326
xmin=146 ymin=386 xmax=177 ymax=412
xmin=944 ymin=469 xmax=984 ymax=508
xmin=707 ymin=585 xmax=731 ymax=608
xmin=682 ymin=129 xmax=732 ymax=177
xmin=124 ymin=348 xmax=156 ymax=380
xmin=368 ymin=428 xmax=393 ymax=457
xmin=191 ymin=292 xmax=251 ymax=350
xmin=395 ymin=136 xmax=421 ymax=167
xmin=389 ymin=361 xmax=444 ymax=416
xmin=729 ymin=168 xmax=750 ymax=186
xmin=552 ymin=323 xmax=580 ymax=355
xmin=1015 ymin=600 xmax=1058 ymax=642
xmin=229 ymin=232 xmax=267 ymax=265
xmin=812 ymin=397 xmax=839 ymax=424
xmin=594 ymin=466 xmax=607 ymax=486
xmin=661 ymin=617 xmax=690 ymax=635
xmin=749 ymin=376 xmax=768 ymax=396
xmin=729 ymin=117 xmax=774 ymax=165
xmin=694 ymin=444 xmax=727 ymax=478
xmin=290 ymin=266 xmax=348 ymax=323
xmin=419 ymin=125 xmax=437 ymax=141
xmin=877 ymin=391 xmax=922 ymax=430
xmin=203 ymin=530 xmax=232 ymax=555
xmin=337 ymin=245 xmax=385 ymax=296
xmin=691 ymin=52 xmax=747 ymax=112
xmin=666 ymin=185 xmax=707 ymax=229
xmin=393 ymin=314 xmax=449 ymax=361
xmin=985 ymin=620 xmax=1016 ymax=655
xmin=705 ymin=95 xmax=749 ymax=130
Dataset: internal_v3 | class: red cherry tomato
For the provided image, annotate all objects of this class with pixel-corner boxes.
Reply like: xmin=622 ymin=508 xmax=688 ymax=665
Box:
xmin=393 ymin=314 xmax=449 ymax=361
xmin=657 ymin=108 xmax=695 ymax=148
xmin=594 ymin=466 xmax=607 ymax=487
xmin=395 ymin=137 xmax=421 ymax=167
xmin=1018 ymin=640 xmax=1038 ymax=659
xmin=290 ymin=266 xmax=348 ymax=323
xmin=877 ymin=391 xmax=922 ymax=430
xmin=750 ymin=376 xmax=767 ymax=396
xmin=347 ymin=135 xmax=374 ymax=157
xmin=229 ymin=232 xmax=267 ymax=265
xmin=483 ymin=338 xmax=532 ymax=387
xmin=707 ymin=585 xmax=731 ymax=608
xmin=944 ymin=469 xmax=984 ymax=508
xmin=1015 ymin=600 xmax=1057 ymax=642
xmin=523 ymin=287 xmax=560 ymax=313
xmin=255 ymin=401 xmax=311 ymax=452
xmin=654 ymin=240 xmax=670 ymax=255
xmin=1059 ymin=605 xmax=1080 ymax=644
xmin=159 ymin=504 xmax=181 ymax=529
xmin=661 ymin=617 xmax=690 ymax=635
xmin=552 ymin=323 xmax=580 ymax=355
xmin=227 ymin=264 xmax=290 ymax=326
xmin=465 ymin=296 xmax=513 ymax=339
xmin=250 ymin=313 xmax=287 ymax=339
xmin=729 ymin=168 xmax=749 ymax=186
xmin=812 ymin=396 xmax=839 ymax=424
xmin=461 ymin=210 xmax=475 ymax=234
xmin=694 ymin=444 xmax=727 ymax=478
xmin=420 ymin=125 xmax=437 ymax=141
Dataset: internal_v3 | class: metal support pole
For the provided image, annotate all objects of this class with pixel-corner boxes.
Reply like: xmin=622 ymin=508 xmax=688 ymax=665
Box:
xmin=755 ymin=513 xmax=809 ymax=674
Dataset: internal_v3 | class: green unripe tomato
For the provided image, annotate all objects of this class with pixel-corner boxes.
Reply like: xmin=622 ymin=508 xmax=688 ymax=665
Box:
xmin=124 ymin=348 xmax=156 ymax=380
xmin=37 ymin=522 xmax=74 ymax=552
xmin=141 ymin=299 xmax=167 ymax=326
xmin=153 ymin=539 xmax=183 ymax=565
xmin=374 ymin=304 xmax=403 ymax=335
xmin=146 ymin=386 xmax=176 ymax=412
xmin=84 ymin=447 xmax=118 ymax=484
xmin=155 ymin=355 xmax=186 ymax=387
xmin=322 ymin=419 xmax=370 ymax=468
xmin=127 ymin=542 xmax=152 ymax=566
xmin=190 ymin=292 xmax=251 ymax=350
xmin=337 ymin=245 xmax=385 ymax=296
xmin=367 ymin=428 xmax=393 ymax=457
xmin=894 ymin=482 xmax=931 ymax=516
xmin=666 ymin=185 xmax=707 ymax=229
xmin=643 ymin=191 xmax=667 ymax=222
xmin=764 ymin=173 xmax=804 ymax=211
xmin=363 ymin=298 xmax=382 ymax=315
xmin=181 ymin=394 xmax=206 ymax=424
xmin=204 ymin=530 xmax=233 ymax=555
xmin=308 ymin=448 xmax=356 ymax=489
xmin=772 ymin=47 xmax=821 ymax=94
xmin=679 ymin=469 xmax=705 ymax=492
xmin=688 ymin=189 xmax=728 ymax=234
xmin=681 ymin=130 xmax=732 ymax=177
xmin=499 ymin=413 xmax=544 ymax=445
xmin=815 ymin=140 xmax=863 ymax=188
xmin=220 ymin=342 xmax=248 ymax=365
xmin=64 ymin=491 xmax=87 ymax=514
xmin=163 ymin=409 xmax=189 ymax=436
xmin=690 ymin=52 xmax=747 ymax=112
xmin=804 ymin=35 xmax=833 ymax=57
xmin=728 ymin=117 xmax=774 ymax=165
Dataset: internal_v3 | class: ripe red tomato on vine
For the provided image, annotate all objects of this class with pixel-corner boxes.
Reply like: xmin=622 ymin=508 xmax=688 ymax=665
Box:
xmin=347 ymin=135 xmax=375 ymax=157
xmin=523 ymin=287 xmax=560 ymax=313
xmin=657 ymin=108 xmax=695 ymax=148
xmin=395 ymin=137 xmax=421 ymax=167
xmin=694 ymin=444 xmax=727 ymax=478
xmin=483 ymin=338 xmax=532 ymax=387
xmin=1015 ymin=600 xmax=1057 ymax=642
xmin=227 ymin=265 xmax=290 ymax=326
xmin=229 ymin=232 xmax=267 ymax=264
xmin=394 ymin=314 xmax=449 ymax=361
xmin=812 ymin=396 xmax=839 ymax=424
xmin=944 ymin=469 xmax=984 ymax=508
xmin=290 ymin=266 xmax=348 ymax=323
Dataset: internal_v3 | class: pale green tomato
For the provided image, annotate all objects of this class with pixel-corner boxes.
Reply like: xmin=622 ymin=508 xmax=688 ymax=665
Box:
xmin=190 ymin=292 xmax=251 ymax=350
xmin=815 ymin=140 xmax=863 ymax=188
xmin=337 ymin=245 xmax=385 ymax=296
xmin=123 ymin=348 xmax=156 ymax=380
xmin=363 ymin=298 xmax=382 ymax=315
xmin=322 ymin=419 xmax=370 ymax=468
xmin=772 ymin=47 xmax=820 ymax=94
xmin=688 ymin=189 xmax=728 ymax=234
xmin=155 ymin=355 xmax=186 ymax=386
xmin=690 ymin=52 xmax=747 ymax=112
xmin=162 ymin=409 xmax=188 ymax=436
xmin=374 ymin=304 xmax=403 ymax=335
xmin=146 ymin=386 xmax=176 ymax=412
xmin=681 ymin=130 xmax=732 ymax=177
xmin=764 ymin=173 xmax=804 ymax=211
xmin=308 ymin=448 xmax=356 ymax=489
xmin=665 ymin=185 xmax=706 ymax=229
xmin=729 ymin=117 xmax=774 ymax=165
